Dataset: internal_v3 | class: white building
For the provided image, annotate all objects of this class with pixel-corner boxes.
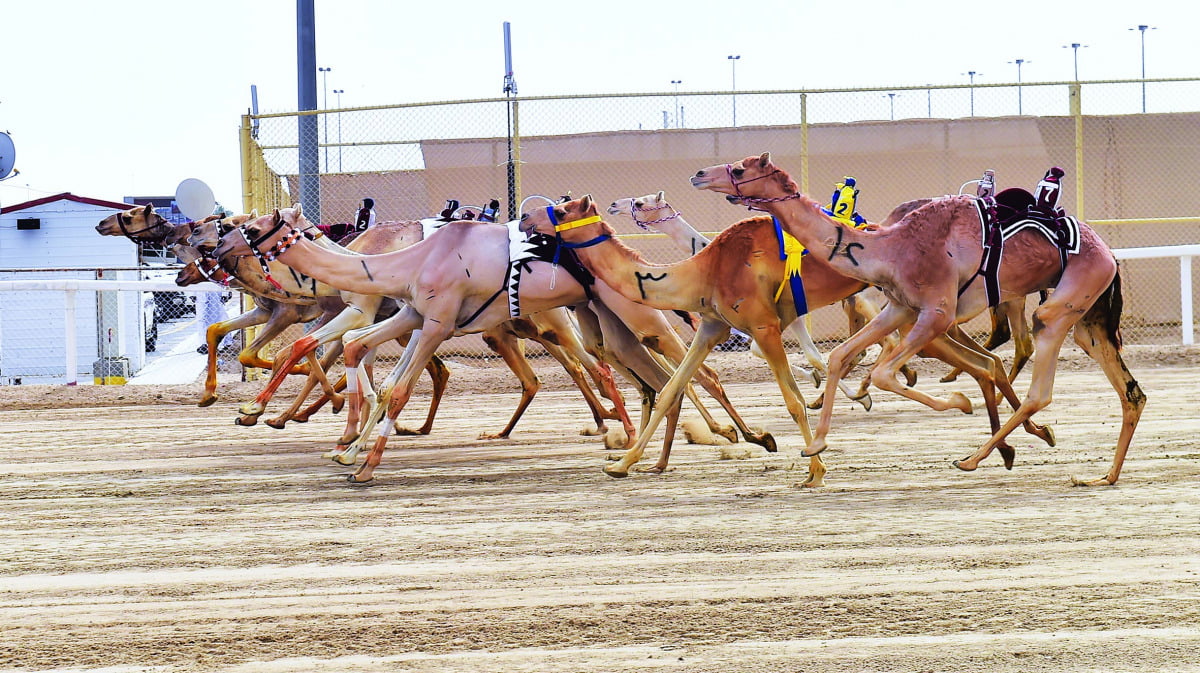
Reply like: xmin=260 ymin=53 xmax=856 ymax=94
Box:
xmin=0 ymin=193 xmax=145 ymax=384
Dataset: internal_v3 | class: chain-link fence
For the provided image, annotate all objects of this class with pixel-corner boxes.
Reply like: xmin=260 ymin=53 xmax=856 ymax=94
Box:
xmin=240 ymin=77 xmax=1200 ymax=355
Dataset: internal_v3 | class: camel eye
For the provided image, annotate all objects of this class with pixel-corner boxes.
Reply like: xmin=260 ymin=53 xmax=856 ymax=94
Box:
xmin=731 ymin=168 xmax=745 ymax=178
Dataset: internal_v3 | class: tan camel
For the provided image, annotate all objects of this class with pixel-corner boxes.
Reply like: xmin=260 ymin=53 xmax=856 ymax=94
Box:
xmin=691 ymin=153 xmax=1145 ymax=486
xmin=188 ymin=215 xmax=628 ymax=443
xmin=215 ymin=206 xmax=775 ymax=482
xmin=96 ymin=208 xmax=341 ymax=407
xmin=608 ymin=191 xmax=885 ymax=409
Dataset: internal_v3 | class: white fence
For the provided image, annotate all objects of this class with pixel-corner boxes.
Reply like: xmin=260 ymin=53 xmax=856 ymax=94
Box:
xmin=0 ymin=243 xmax=1196 ymax=386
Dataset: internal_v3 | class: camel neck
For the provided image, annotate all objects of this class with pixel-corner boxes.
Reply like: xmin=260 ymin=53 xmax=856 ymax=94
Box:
xmin=564 ymin=228 xmax=704 ymax=312
xmin=269 ymin=232 xmax=409 ymax=298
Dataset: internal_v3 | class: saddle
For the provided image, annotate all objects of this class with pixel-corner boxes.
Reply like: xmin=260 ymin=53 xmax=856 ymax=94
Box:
xmin=963 ymin=170 xmax=1082 ymax=307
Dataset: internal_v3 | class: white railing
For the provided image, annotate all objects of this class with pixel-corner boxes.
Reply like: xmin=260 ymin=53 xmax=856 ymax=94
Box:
xmin=1113 ymin=244 xmax=1199 ymax=346
xmin=0 ymin=279 xmax=224 ymax=386
xmin=0 ymin=243 xmax=1196 ymax=384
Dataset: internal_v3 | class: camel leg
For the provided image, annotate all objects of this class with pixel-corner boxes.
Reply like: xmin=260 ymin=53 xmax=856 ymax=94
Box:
xmin=332 ymin=331 xmax=422 ymax=465
xmin=603 ymin=318 xmax=730 ymax=478
xmin=478 ymin=328 xmax=543 ymax=440
xmin=806 ymin=304 xmax=967 ymax=457
xmin=1066 ymin=308 xmax=1145 ymax=486
xmin=197 ymin=306 xmax=268 ymax=407
xmin=332 ymin=314 xmax=420 ymax=453
xmin=1007 ymin=297 xmax=1035 ymax=383
xmin=352 ymin=320 xmax=454 ymax=484
xmin=266 ymin=342 xmax=346 ymax=429
xmin=391 ymin=355 xmax=450 ymax=436
xmin=238 ymin=307 xmax=363 ymax=420
xmin=751 ymin=322 xmax=827 ymax=488
xmin=646 ymin=349 xmax=738 ymax=444
xmin=291 ymin=372 xmax=346 ymax=422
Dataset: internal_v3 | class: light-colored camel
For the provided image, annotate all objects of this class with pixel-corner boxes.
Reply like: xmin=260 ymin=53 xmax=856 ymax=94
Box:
xmin=215 ymin=206 xmax=775 ymax=483
xmin=96 ymin=208 xmax=338 ymax=407
xmin=608 ymin=191 xmax=883 ymax=409
xmin=189 ymin=216 xmax=628 ymax=443
xmin=692 ymin=153 xmax=1144 ymax=486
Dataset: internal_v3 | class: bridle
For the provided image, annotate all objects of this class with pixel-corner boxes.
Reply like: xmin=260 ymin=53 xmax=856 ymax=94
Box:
xmin=542 ymin=205 xmax=609 ymax=290
xmin=629 ymin=200 xmax=682 ymax=231
xmin=236 ymin=213 xmax=324 ymax=290
xmin=115 ymin=209 xmax=174 ymax=241
xmin=724 ymin=163 xmax=803 ymax=211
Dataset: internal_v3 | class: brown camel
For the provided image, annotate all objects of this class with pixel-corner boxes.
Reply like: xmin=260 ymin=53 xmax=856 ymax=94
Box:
xmin=215 ymin=206 xmax=775 ymax=482
xmin=691 ymin=153 xmax=1144 ymax=486
xmin=523 ymin=195 xmax=906 ymax=484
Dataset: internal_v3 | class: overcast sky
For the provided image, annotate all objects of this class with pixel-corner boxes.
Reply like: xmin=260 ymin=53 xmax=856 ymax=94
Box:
xmin=1 ymin=0 xmax=1191 ymax=214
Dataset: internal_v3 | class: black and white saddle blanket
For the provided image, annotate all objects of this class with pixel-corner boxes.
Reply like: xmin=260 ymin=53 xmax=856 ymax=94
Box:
xmin=455 ymin=221 xmax=594 ymax=329
xmin=963 ymin=188 xmax=1082 ymax=307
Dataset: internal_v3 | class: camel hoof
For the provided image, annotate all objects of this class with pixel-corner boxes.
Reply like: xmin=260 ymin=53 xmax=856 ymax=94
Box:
xmin=948 ymin=392 xmax=973 ymax=414
xmin=332 ymin=451 xmax=357 ymax=466
xmin=799 ymin=474 xmax=826 ymax=488
xmin=939 ymin=373 xmax=959 ymax=383
xmin=747 ymin=431 xmax=777 ymax=453
xmin=800 ymin=441 xmax=826 ymax=458
xmin=336 ymin=433 xmax=359 ymax=446
xmin=346 ymin=474 xmax=374 ymax=485
xmin=996 ymin=444 xmax=1016 ymax=470
xmin=633 ymin=465 xmax=667 ymax=474
xmin=1070 ymin=475 xmax=1115 ymax=487
xmin=331 ymin=394 xmax=345 ymax=414
xmin=952 ymin=458 xmax=978 ymax=472
xmin=903 ymin=367 xmax=919 ymax=387
xmin=807 ymin=398 xmax=824 ymax=410
xmin=265 ymin=418 xmax=287 ymax=430
xmin=197 ymin=396 xmax=217 ymax=408
xmin=603 ymin=466 xmax=630 ymax=479
xmin=235 ymin=415 xmax=258 ymax=427
xmin=854 ymin=392 xmax=873 ymax=412
xmin=477 ymin=432 xmax=508 ymax=440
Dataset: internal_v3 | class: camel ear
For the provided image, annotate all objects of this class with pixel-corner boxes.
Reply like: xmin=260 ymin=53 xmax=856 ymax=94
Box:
xmin=580 ymin=194 xmax=593 ymax=211
xmin=272 ymin=209 xmax=283 ymax=224
xmin=759 ymin=151 xmax=772 ymax=168
xmin=249 ymin=209 xmax=258 ymax=218
xmin=143 ymin=203 xmax=154 ymax=218
xmin=656 ymin=190 xmax=665 ymax=202
xmin=294 ymin=202 xmax=303 ymax=218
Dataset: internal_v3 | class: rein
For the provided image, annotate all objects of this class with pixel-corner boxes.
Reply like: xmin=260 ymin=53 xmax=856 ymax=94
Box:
xmin=725 ymin=163 xmax=803 ymax=211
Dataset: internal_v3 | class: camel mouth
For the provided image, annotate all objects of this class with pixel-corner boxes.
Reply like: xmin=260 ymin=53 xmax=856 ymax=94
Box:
xmin=606 ymin=204 xmax=621 ymax=215
xmin=689 ymin=175 xmax=709 ymax=188
xmin=724 ymin=195 xmax=742 ymax=204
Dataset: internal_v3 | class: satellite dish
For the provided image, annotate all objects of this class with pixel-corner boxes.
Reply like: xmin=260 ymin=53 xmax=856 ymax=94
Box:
xmin=0 ymin=132 xmax=16 ymax=181
xmin=175 ymin=178 xmax=216 ymax=220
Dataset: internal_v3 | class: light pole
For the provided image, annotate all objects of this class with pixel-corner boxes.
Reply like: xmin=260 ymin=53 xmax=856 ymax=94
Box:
xmin=963 ymin=70 xmax=982 ymax=116
xmin=333 ymin=88 xmax=344 ymax=171
xmin=671 ymin=79 xmax=682 ymax=128
xmin=1130 ymin=24 xmax=1155 ymax=112
xmin=1062 ymin=42 xmax=1087 ymax=81
xmin=926 ymin=84 xmax=932 ymax=118
xmin=885 ymin=92 xmax=899 ymax=120
xmin=1008 ymin=59 xmax=1029 ymax=114
xmin=727 ymin=55 xmax=740 ymax=127
xmin=318 ymin=66 xmax=331 ymax=172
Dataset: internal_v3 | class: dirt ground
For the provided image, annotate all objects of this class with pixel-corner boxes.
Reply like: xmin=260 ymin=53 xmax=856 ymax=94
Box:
xmin=2 ymin=344 xmax=1198 ymax=673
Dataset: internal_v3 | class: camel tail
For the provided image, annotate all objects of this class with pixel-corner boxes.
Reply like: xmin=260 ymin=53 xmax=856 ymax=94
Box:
xmin=1083 ymin=266 xmax=1125 ymax=351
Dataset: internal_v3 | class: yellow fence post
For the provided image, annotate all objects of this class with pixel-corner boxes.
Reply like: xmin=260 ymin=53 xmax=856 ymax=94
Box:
xmin=1070 ymin=83 xmax=1084 ymax=219
xmin=799 ymin=92 xmax=809 ymax=196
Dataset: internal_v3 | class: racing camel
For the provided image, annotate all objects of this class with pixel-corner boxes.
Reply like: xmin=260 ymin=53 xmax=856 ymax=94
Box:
xmin=96 ymin=207 xmax=338 ymax=407
xmin=608 ymin=190 xmax=909 ymax=409
xmin=186 ymin=215 xmax=629 ymax=443
xmin=216 ymin=205 xmax=775 ymax=483
xmin=691 ymin=153 xmax=1144 ymax=486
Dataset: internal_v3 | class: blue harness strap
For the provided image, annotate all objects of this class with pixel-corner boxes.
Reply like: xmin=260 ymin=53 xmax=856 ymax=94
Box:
xmin=774 ymin=216 xmax=809 ymax=317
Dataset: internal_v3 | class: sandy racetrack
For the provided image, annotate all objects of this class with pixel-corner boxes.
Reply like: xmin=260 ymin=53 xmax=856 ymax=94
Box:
xmin=2 ymin=345 xmax=1198 ymax=672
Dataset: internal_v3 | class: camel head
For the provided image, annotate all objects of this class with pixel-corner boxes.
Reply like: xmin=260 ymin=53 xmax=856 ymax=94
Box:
xmin=95 ymin=203 xmax=172 ymax=242
xmin=214 ymin=205 xmax=308 ymax=261
xmin=520 ymin=194 xmax=607 ymax=240
xmin=608 ymin=190 xmax=667 ymax=218
xmin=689 ymin=152 xmax=799 ymax=206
